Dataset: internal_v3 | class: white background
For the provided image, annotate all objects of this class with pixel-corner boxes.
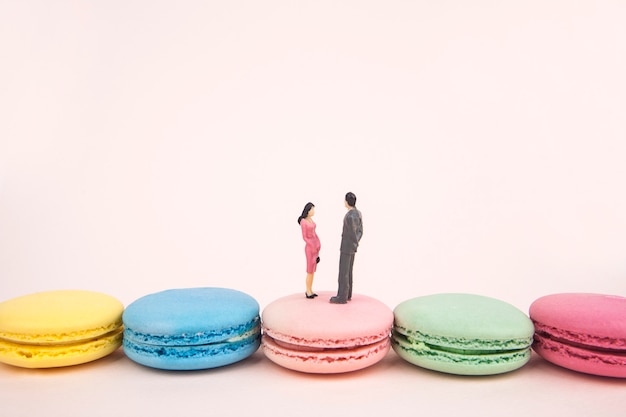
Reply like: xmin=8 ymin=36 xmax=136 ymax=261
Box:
xmin=1 ymin=1 xmax=625 ymax=416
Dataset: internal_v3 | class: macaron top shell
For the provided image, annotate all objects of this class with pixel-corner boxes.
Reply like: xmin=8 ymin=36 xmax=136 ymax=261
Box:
xmin=123 ymin=287 xmax=260 ymax=346
xmin=0 ymin=290 xmax=124 ymax=344
xmin=530 ymin=293 xmax=626 ymax=350
xmin=394 ymin=293 xmax=534 ymax=350
xmin=262 ymin=292 xmax=393 ymax=348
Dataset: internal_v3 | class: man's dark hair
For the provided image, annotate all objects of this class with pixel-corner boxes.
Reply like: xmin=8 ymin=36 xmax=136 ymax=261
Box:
xmin=345 ymin=192 xmax=357 ymax=207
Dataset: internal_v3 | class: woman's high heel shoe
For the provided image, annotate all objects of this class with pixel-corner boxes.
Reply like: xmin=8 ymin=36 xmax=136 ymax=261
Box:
xmin=306 ymin=292 xmax=315 ymax=299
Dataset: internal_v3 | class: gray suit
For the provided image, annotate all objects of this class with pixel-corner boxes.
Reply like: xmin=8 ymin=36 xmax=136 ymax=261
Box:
xmin=335 ymin=208 xmax=363 ymax=302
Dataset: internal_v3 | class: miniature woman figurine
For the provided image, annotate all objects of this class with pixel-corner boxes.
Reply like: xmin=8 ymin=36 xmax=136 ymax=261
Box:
xmin=298 ymin=202 xmax=321 ymax=299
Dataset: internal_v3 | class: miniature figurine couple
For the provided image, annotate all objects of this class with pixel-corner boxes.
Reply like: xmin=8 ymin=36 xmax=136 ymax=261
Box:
xmin=297 ymin=192 xmax=363 ymax=304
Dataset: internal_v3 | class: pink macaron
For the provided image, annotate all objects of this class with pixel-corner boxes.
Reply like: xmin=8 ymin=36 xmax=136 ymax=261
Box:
xmin=529 ymin=293 xmax=626 ymax=378
xmin=261 ymin=291 xmax=393 ymax=373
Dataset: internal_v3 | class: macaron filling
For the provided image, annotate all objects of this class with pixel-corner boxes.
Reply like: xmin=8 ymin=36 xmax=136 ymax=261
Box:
xmin=124 ymin=323 xmax=261 ymax=359
xmin=264 ymin=327 xmax=390 ymax=350
xmin=392 ymin=329 xmax=531 ymax=365
xmin=394 ymin=326 xmax=533 ymax=352
xmin=533 ymin=321 xmax=626 ymax=366
xmin=0 ymin=321 xmax=124 ymax=345
xmin=533 ymin=321 xmax=626 ymax=352
xmin=262 ymin=333 xmax=390 ymax=364
xmin=0 ymin=327 xmax=124 ymax=360
xmin=125 ymin=318 xmax=260 ymax=346
xmin=263 ymin=330 xmax=389 ymax=353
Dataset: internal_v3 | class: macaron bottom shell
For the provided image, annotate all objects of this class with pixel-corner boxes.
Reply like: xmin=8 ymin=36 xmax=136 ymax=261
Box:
xmin=262 ymin=333 xmax=390 ymax=374
xmin=532 ymin=333 xmax=626 ymax=378
xmin=391 ymin=332 xmax=531 ymax=375
xmin=123 ymin=331 xmax=261 ymax=371
xmin=0 ymin=328 xmax=123 ymax=369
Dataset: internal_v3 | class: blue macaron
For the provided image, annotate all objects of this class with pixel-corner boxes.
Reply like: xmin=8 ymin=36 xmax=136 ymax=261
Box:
xmin=123 ymin=287 xmax=261 ymax=370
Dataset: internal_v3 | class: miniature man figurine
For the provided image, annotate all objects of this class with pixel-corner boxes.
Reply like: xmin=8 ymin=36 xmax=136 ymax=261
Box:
xmin=330 ymin=192 xmax=363 ymax=304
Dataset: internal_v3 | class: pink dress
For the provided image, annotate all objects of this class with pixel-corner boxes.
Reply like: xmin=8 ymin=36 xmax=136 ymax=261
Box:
xmin=301 ymin=220 xmax=321 ymax=273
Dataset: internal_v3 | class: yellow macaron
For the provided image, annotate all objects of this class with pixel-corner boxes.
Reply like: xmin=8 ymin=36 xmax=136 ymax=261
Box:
xmin=0 ymin=290 xmax=124 ymax=368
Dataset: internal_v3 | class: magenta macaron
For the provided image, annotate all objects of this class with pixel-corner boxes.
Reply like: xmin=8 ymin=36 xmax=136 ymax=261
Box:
xmin=529 ymin=293 xmax=626 ymax=378
xmin=261 ymin=291 xmax=393 ymax=373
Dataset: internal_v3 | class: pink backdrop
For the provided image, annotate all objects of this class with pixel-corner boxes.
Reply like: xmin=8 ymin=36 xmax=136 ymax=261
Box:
xmin=1 ymin=1 xmax=625 ymax=415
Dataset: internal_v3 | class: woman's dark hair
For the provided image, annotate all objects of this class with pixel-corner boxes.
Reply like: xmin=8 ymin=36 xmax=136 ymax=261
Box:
xmin=298 ymin=202 xmax=315 ymax=224
xmin=345 ymin=192 xmax=357 ymax=207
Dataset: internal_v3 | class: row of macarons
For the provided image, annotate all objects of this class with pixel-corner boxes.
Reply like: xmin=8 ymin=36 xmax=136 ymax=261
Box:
xmin=0 ymin=288 xmax=624 ymax=378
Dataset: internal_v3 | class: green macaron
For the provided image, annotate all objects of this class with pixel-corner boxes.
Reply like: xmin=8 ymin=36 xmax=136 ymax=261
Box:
xmin=392 ymin=293 xmax=534 ymax=375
